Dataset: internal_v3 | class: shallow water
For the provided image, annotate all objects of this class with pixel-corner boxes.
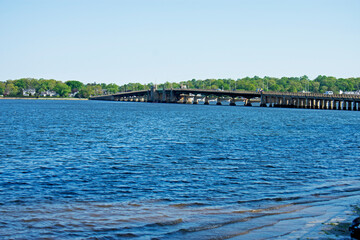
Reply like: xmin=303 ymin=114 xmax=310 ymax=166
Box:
xmin=0 ymin=100 xmax=359 ymax=239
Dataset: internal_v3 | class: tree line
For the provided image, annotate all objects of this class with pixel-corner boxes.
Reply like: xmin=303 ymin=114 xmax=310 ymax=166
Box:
xmin=1 ymin=75 xmax=359 ymax=98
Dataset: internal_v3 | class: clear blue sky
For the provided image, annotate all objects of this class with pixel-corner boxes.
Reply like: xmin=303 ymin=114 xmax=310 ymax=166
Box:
xmin=0 ymin=0 xmax=359 ymax=85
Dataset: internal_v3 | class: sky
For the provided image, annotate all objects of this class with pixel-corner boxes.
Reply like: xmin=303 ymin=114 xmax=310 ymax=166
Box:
xmin=0 ymin=0 xmax=359 ymax=85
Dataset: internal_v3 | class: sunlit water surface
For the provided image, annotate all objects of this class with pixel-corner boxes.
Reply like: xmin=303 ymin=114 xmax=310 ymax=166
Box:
xmin=1 ymin=100 xmax=359 ymax=239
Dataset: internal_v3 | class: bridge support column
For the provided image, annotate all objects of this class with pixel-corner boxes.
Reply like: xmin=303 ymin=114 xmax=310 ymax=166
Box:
xmin=301 ymin=99 xmax=305 ymax=108
xmin=273 ymin=97 xmax=278 ymax=107
xmin=260 ymin=94 xmax=266 ymax=107
xmin=314 ymin=99 xmax=319 ymax=109
xmin=216 ymin=98 xmax=222 ymax=105
xmin=338 ymin=100 xmax=342 ymax=110
xmin=186 ymin=96 xmax=193 ymax=104
xmin=353 ymin=101 xmax=357 ymax=111
xmin=358 ymin=102 xmax=360 ymax=111
xmin=244 ymin=99 xmax=252 ymax=106
xmin=271 ymin=97 xmax=276 ymax=107
xmin=347 ymin=101 xmax=352 ymax=110
xmin=193 ymin=96 xmax=199 ymax=104
xmin=309 ymin=99 xmax=313 ymax=109
xmin=230 ymin=98 xmax=236 ymax=106
xmin=290 ymin=98 xmax=295 ymax=108
xmin=204 ymin=96 xmax=209 ymax=105
xmin=280 ymin=97 xmax=286 ymax=108
xmin=177 ymin=96 xmax=185 ymax=104
xmin=324 ymin=100 xmax=328 ymax=109
xmin=319 ymin=99 xmax=323 ymax=109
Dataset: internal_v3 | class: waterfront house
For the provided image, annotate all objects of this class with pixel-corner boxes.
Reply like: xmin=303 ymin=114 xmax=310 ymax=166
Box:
xmin=22 ymin=88 xmax=36 ymax=96
xmin=69 ymin=91 xmax=79 ymax=97
xmin=40 ymin=90 xmax=58 ymax=97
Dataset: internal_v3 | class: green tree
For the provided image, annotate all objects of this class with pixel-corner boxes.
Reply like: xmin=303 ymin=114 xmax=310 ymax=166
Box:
xmin=106 ymin=83 xmax=119 ymax=94
xmin=5 ymin=82 xmax=19 ymax=96
xmin=66 ymin=80 xmax=84 ymax=92
xmin=0 ymin=82 xmax=5 ymax=95
xmin=54 ymin=82 xmax=71 ymax=97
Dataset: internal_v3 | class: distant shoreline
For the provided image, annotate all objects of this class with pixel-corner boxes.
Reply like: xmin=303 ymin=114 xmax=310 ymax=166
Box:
xmin=0 ymin=97 xmax=88 ymax=100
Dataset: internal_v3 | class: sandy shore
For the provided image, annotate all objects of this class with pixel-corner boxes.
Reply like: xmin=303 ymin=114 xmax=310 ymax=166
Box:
xmin=0 ymin=97 xmax=88 ymax=100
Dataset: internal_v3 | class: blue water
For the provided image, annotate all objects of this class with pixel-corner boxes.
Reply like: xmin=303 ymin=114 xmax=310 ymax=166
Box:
xmin=1 ymin=99 xmax=360 ymax=239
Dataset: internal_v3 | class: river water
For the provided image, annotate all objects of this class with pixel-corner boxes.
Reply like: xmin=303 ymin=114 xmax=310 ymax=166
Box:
xmin=1 ymin=99 xmax=359 ymax=239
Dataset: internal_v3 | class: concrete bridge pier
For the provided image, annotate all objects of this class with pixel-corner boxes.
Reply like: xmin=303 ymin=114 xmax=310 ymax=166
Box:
xmin=347 ymin=101 xmax=352 ymax=110
xmin=275 ymin=97 xmax=279 ymax=107
xmin=308 ymin=99 xmax=312 ymax=109
xmin=338 ymin=100 xmax=342 ymax=110
xmin=193 ymin=96 xmax=199 ymax=104
xmin=186 ymin=96 xmax=193 ymax=104
xmin=314 ymin=99 xmax=318 ymax=109
xmin=216 ymin=98 xmax=222 ymax=105
xmin=301 ymin=98 xmax=306 ymax=108
xmin=244 ymin=99 xmax=252 ymax=106
xmin=260 ymin=95 xmax=267 ymax=107
xmin=271 ymin=97 xmax=276 ymax=107
xmin=273 ymin=97 xmax=279 ymax=107
xmin=290 ymin=98 xmax=296 ymax=108
xmin=311 ymin=98 xmax=316 ymax=109
xmin=280 ymin=97 xmax=286 ymax=108
xmin=270 ymin=96 xmax=274 ymax=106
xmin=204 ymin=96 xmax=210 ymax=105
xmin=230 ymin=98 xmax=237 ymax=106
xmin=177 ymin=96 xmax=185 ymax=104
xmin=353 ymin=101 xmax=357 ymax=111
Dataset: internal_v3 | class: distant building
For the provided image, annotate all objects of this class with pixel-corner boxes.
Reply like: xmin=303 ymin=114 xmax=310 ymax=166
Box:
xmin=40 ymin=90 xmax=58 ymax=97
xmin=69 ymin=91 xmax=79 ymax=97
xmin=23 ymin=88 xmax=36 ymax=96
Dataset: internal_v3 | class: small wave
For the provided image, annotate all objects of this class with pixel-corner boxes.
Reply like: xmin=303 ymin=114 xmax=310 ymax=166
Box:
xmin=237 ymin=196 xmax=302 ymax=204
xmin=170 ymin=202 xmax=206 ymax=208
xmin=21 ymin=218 xmax=42 ymax=223
xmin=146 ymin=218 xmax=184 ymax=227
xmin=115 ymin=233 xmax=138 ymax=238
xmin=94 ymin=204 xmax=114 ymax=208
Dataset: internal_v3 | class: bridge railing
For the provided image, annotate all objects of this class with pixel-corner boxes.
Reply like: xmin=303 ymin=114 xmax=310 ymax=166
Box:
xmin=263 ymin=91 xmax=360 ymax=99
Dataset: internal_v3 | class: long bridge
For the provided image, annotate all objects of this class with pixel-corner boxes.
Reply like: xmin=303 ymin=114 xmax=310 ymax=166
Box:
xmin=90 ymin=87 xmax=360 ymax=111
